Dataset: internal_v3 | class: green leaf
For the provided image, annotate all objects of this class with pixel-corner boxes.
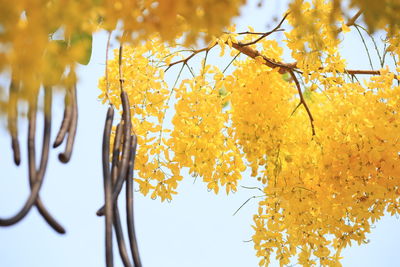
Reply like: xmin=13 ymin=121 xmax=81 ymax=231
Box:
xmin=303 ymin=88 xmax=313 ymax=101
xmin=218 ymin=87 xmax=228 ymax=97
xmin=282 ymin=73 xmax=291 ymax=82
xmin=70 ymin=31 xmax=93 ymax=65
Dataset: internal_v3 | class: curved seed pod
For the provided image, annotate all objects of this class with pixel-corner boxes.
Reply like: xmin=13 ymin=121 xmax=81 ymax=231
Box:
xmin=35 ymin=201 xmax=66 ymax=234
xmin=8 ymin=79 xmax=21 ymax=165
xmin=28 ymin=87 xmax=65 ymax=234
xmin=111 ymin=124 xmax=123 ymax=185
xmin=113 ymin=205 xmax=133 ymax=267
xmin=53 ymin=88 xmax=73 ymax=148
xmin=111 ymin=91 xmax=132 ymax=200
xmin=103 ymin=106 xmax=114 ymax=267
xmin=59 ymin=84 xmax=78 ymax=163
xmin=0 ymin=90 xmax=43 ymax=226
xmin=110 ymin=123 xmax=131 ymax=266
xmin=126 ymin=135 xmax=142 ymax=267
xmin=97 ymin=91 xmax=131 ymax=217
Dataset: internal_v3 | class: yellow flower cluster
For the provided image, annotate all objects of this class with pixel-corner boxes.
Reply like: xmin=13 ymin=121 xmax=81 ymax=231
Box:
xmin=99 ymin=36 xmax=248 ymax=199
xmin=99 ymin=39 xmax=182 ymax=202
xmin=170 ymin=73 xmax=245 ymax=194
xmin=251 ymin=73 xmax=400 ymax=266
xmin=225 ymin=55 xmax=296 ymax=180
xmin=285 ymin=0 xmax=346 ymax=81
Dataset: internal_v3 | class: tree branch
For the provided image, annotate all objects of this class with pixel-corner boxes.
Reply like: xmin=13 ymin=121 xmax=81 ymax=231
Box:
xmin=166 ymin=45 xmax=216 ymax=72
xmin=239 ymin=12 xmax=290 ymax=47
xmin=288 ymin=70 xmax=315 ymax=136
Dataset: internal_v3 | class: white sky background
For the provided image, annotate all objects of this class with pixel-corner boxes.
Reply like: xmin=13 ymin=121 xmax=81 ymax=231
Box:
xmin=1 ymin=1 xmax=400 ymax=266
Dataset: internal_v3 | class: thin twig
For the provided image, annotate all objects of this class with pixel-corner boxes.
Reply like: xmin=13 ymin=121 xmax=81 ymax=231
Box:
xmin=355 ymin=23 xmax=384 ymax=67
xmin=166 ymin=45 xmax=216 ymax=72
xmin=354 ymin=25 xmax=374 ymax=70
xmin=236 ymin=30 xmax=284 ymax=35
xmin=289 ymin=70 xmax=315 ymax=136
xmin=241 ymin=185 xmax=264 ymax=193
xmin=290 ymin=102 xmax=302 ymax=117
xmin=239 ymin=12 xmax=289 ymax=46
xmin=222 ymin=52 xmax=241 ymax=74
xmin=232 ymin=195 xmax=265 ymax=216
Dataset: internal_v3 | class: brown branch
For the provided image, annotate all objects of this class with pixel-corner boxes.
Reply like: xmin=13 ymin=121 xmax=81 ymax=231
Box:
xmin=231 ymin=42 xmax=296 ymax=73
xmin=236 ymin=30 xmax=283 ymax=35
xmin=288 ymin=70 xmax=315 ymax=136
xmin=239 ymin=12 xmax=290 ymax=47
xmin=166 ymin=45 xmax=215 ymax=72
xmin=166 ymin=13 xmax=289 ymax=72
xmin=231 ymin=42 xmax=400 ymax=79
xmin=337 ymin=10 xmax=363 ymax=33
xmin=167 ymin=11 xmax=395 ymax=81
xmin=347 ymin=10 xmax=363 ymax=27
xmin=231 ymin=12 xmax=398 ymax=79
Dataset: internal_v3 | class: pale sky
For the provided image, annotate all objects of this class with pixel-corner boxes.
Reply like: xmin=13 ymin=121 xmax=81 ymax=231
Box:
xmin=1 ymin=1 xmax=399 ymax=267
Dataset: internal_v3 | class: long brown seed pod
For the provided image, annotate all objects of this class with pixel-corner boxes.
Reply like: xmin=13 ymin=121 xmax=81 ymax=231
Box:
xmin=126 ymin=135 xmax=142 ymax=267
xmin=113 ymin=205 xmax=133 ymax=267
xmin=109 ymin=123 xmax=132 ymax=266
xmin=0 ymin=90 xmax=44 ymax=226
xmin=53 ymin=87 xmax=73 ymax=148
xmin=111 ymin=91 xmax=132 ymax=200
xmin=103 ymin=106 xmax=114 ymax=267
xmin=111 ymin=124 xmax=123 ymax=185
xmin=97 ymin=91 xmax=131 ymax=217
xmin=59 ymin=84 xmax=78 ymax=163
xmin=27 ymin=86 xmax=65 ymax=234
xmin=8 ymin=79 xmax=21 ymax=165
